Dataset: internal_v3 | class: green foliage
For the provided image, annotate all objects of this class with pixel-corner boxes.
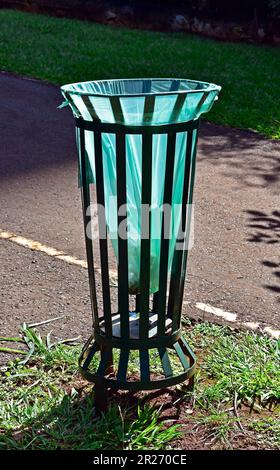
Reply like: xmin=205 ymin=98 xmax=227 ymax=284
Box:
xmin=188 ymin=323 xmax=280 ymax=408
xmin=0 ymin=377 xmax=180 ymax=450
xmin=0 ymin=329 xmax=180 ymax=450
xmin=194 ymin=408 xmax=238 ymax=446
xmin=0 ymin=10 xmax=279 ymax=138
xmin=0 ymin=321 xmax=279 ymax=449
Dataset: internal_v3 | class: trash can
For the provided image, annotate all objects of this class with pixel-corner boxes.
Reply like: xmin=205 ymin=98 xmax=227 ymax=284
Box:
xmin=60 ymin=78 xmax=221 ymax=409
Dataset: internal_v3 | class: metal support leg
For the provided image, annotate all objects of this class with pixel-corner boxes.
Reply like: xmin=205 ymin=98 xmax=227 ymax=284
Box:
xmin=105 ymin=347 xmax=114 ymax=376
xmin=94 ymin=378 xmax=108 ymax=414
xmin=188 ymin=374 xmax=194 ymax=392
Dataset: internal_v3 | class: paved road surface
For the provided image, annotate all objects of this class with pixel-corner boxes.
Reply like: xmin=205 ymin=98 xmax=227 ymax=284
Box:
xmin=0 ymin=72 xmax=279 ymax=347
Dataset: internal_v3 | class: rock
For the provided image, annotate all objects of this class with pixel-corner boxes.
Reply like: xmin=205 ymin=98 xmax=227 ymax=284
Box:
xmin=204 ymin=23 xmax=213 ymax=35
xmin=196 ymin=21 xmax=204 ymax=33
xmin=171 ymin=14 xmax=189 ymax=32
xmin=213 ymin=25 xmax=226 ymax=39
xmin=192 ymin=17 xmax=200 ymax=32
xmin=257 ymin=28 xmax=266 ymax=39
xmin=104 ymin=10 xmax=117 ymax=22
xmin=191 ymin=17 xmax=207 ymax=34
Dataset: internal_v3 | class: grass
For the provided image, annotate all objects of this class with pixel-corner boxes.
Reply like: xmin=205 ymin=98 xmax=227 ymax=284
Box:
xmin=0 ymin=326 xmax=181 ymax=450
xmin=186 ymin=323 xmax=280 ymax=448
xmin=0 ymin=322 xmax=279 ymax=450
xmin=188 ymin=323 xmax=280 ymax=408
xmin=0 ymin=9 xmax=280 ymax=138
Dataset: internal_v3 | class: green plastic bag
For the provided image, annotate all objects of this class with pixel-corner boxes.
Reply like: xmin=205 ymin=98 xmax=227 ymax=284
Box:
xmin=61 ymin=79 xmax=221 ymax=293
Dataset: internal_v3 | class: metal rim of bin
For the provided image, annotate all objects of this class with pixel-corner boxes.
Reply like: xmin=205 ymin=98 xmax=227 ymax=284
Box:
xmin=75 ymin=114 xmax=199 ymax=397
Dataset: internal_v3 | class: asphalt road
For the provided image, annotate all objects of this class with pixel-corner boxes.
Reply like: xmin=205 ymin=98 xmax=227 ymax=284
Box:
xmin=0 ymin=72 xmax=279 ymax=347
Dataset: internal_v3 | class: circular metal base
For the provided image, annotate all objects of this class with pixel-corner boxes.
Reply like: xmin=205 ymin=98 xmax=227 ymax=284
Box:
xmin=79 ymin=331 xmax=196 ymax=393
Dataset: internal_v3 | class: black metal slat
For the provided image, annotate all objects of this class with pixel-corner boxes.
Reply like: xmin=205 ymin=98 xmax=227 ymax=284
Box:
xmin=168 ymin=130 xmax=193 ymax=332
xmin=135 ymin=295 xmax=141 ymax=313
xmin=79 ymin=127 xmax=99 ymax=331
xmin=140 ymin=349 xmax=150 ymax=381
xmin=157 ymin=133 xmax=177 ymax=336
xmin=81 ymin=95 xmax=100 ymax=121
xmin=152 ymin=291 xmax=159 ymax=314
xmin=180 ymin=336 xmax=196 ymax=366
xmin=177 ymin=130 xmax=199 ymax=314
xmin=142 ymin=79 xmax=152 ymax=94
xmin=96 ymin=348 xmax=113 ymax=377
xmin=111 ymin=96 xmax=129 ymax=338
xmin=196 ymin=90 xmax=210 ymax=114
xmin=170 ymin=93 xmax=187 ymax=122
xmin=139 ymin=133 xmax=153 ymax=339
xmin=117 ymin=349 xmax=129 ymax=382
xmin=82 ymin=341 xmax=99 ymax=370
xmin=139 ymin=92 xmax=155 ymax=336
xmin=169 ymin=80 xmax=180 ymax=91
xmin=94 ymin=131 xmax=112 ymax=337
xmin=143 ymin=95 xmax=155 ymax=124
xmin=75 ymin=117 xmax=198 ymax=135
xmin=158 ymin=347 xmax=173 ymax=378
xmin=116 ymin=132 xmax=130 ymax=339
xmin=173 ymin=341 xmax=189 ymax=370
xmin=110 ymin=96 xmax=124 ymax=123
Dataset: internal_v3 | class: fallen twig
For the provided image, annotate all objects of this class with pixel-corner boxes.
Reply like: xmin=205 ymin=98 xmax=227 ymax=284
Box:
xmin=25 ymin=378 xmax=42 ymax=390
xmin=49 ymin=336 xmax=81 ymax=348
xmin=207 ymin=284 xmax=222 ymax=294
xmin=28 ymin=315 xmax=64 ymax=328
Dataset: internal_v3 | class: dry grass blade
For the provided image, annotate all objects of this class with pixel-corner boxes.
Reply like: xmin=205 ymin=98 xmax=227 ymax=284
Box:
xmin=28 ymin=316 xmax=64 ymax=328
xmin=0 ymin=346 xmax=26 ymax=355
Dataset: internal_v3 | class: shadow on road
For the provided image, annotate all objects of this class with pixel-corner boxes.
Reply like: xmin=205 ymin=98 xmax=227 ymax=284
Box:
xmin=246 ymin=209 xmax=280 ymax=244
xmin=245 ymin=209 xmax=280 ymax=299
xmin=199 ymin=123 xmax=280 ymax=189
xmin=0 ymin=73 xmax=76 ymax=181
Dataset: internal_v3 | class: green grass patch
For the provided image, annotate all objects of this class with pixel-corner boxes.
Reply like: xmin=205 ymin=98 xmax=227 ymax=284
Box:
xmin=0 ymin=326 xmax=181 ymax=450
xmin=0 ymin=322 xmax=279 ymax=449
xmin=188 ymin=323 xmax=280 ymax=408
xmin=248 ymin=416 xmax=280 ymax=448
xmin=0 ymin=9 xmax=280 ymax=138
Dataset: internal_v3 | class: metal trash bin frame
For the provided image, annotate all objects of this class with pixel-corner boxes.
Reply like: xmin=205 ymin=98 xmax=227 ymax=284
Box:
xmin=76 ymin=117 xmax=198 ymax=407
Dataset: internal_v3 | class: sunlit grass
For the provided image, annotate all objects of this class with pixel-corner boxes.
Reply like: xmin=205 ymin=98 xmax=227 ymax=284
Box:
xmin=0 ymin=322 xmax=279 ymax=449
xmin=188 ymin=323 xmax=280 ymax=408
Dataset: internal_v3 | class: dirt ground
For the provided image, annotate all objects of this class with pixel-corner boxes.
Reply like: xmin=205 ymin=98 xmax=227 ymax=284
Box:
xmin=0 ymin=72 xmax=279 ymax=352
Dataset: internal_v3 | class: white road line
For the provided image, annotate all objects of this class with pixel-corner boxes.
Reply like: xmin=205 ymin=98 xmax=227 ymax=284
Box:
xmin=1 ymin=228 xmax=279 ymax=340
xmin=195 ymin=302 xmax=237 ymax=322
xmin=194 ymin=301 xmax=280 ymax=340
xmin=263 ymin=326 xmax=280 ymax=340
xmin=0 ymin=229 xmax=87 ymax=268
xmin=0 ymin=229 xmax=117 ymax=279
xmin=243 ymin=321 xmax=260 ymax=330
